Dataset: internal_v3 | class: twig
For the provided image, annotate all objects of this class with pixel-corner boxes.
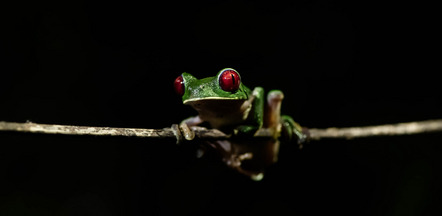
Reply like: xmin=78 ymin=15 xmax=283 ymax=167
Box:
xmin=1 ymin=120 xmax=442 ymax=142
xmin=0 ymin=121 xmax=174 ymax=137
xmin=0 ymin=121 xmax=228 ymax=140
xmin=307 ymin=119 xmax=442 ymax=140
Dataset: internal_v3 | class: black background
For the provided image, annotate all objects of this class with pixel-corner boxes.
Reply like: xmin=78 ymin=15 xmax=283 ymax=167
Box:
xmin=1 ymin=0 xmax=441 ymax=215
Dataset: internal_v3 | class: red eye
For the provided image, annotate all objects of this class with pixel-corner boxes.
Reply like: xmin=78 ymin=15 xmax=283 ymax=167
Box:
xmin=219 ymin=69 xmax=241 ymax=92
xmin=174 ymin=75 xmax=185 ymax=96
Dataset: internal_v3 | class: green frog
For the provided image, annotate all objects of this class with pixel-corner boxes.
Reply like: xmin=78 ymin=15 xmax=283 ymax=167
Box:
xmin=174 ymin=68 xmax=306 ymax=180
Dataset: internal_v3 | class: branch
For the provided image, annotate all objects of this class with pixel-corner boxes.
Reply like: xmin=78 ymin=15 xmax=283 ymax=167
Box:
xmin=307 ymin=119 xmax=442 ymax=140
xmin=0 ymin=121 xmax=174 ymax=137
xmin=1 ymin=120 xmax=442 ymax=142
xmin=0 ymin=121 xmax=227 ymax=140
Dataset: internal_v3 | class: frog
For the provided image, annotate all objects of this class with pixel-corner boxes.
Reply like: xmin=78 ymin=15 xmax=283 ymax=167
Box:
xmin=173 ymin=68 xmax=307 ymax=180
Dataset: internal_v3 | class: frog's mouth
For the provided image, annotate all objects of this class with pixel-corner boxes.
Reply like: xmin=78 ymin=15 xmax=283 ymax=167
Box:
xmin=184 ymin=98 xmax=248 ymax=112
xmin=183 ymin=97 xmax=245 ymax=105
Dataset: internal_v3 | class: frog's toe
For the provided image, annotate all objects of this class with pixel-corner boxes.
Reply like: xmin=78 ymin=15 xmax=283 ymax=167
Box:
xmin=179 ymin=122 xmax=195 ymax=140
xmin=250 ymin=172 xmax=264 ymax=181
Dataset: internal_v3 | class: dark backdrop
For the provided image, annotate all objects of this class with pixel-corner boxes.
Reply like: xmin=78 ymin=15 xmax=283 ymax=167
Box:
xmin=1 ymin=0 xmax=441 ymax=215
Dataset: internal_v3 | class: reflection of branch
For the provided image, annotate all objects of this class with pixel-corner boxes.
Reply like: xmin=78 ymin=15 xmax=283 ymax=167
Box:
xmin=1 ymin=120 xmax=442 ymax=142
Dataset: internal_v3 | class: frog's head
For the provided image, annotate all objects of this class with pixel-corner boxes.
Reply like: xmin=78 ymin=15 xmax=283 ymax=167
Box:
xmin=174 ymin=68 xmax=250 ymax=105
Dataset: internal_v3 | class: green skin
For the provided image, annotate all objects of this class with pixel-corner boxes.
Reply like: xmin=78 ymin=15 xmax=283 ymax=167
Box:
xmin=178 ymin=68 xmax=304 ymax=144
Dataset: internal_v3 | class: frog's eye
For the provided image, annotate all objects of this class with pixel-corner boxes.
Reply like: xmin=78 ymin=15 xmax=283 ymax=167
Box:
xmin=174 ymin=75 xmax=185 ymax=96
xmin=219 ymin=69 xmax=241 ymax=92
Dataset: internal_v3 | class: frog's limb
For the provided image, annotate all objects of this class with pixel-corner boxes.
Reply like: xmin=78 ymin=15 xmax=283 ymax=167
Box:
xmin=224 ymin=151 xmax=264 ymax=181
xmin=264 ymin=90 xmax=283 ymax=127
xmin=207 ymin=140 xmax=264 ymax=181
xmin=234 ymin=87 xmax=264 ymax=136
xmin=264 ymin=89 xmax=307 ymax=148
xmin=281 ymin=115 xmax=307 ymax=149
xmin=179 ymin=115 xmax=203 ymax=140
xmin=263 ymin=90 xmax=285 ymax=139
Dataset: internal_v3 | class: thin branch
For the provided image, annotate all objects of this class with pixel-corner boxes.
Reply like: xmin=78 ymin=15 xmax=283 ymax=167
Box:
xmin=1 ymin=120 xmax=442 ymax=142
xmin=0 ymin=121 xmax=229 ymax=140
xmin=307 ymin=119 xmax=442 ymax=140
xmin=0 ymin=121 xmax=174 ymax=137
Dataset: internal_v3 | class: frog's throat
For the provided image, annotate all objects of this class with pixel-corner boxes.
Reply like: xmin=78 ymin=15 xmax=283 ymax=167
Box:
xmin=183 ymin=97 xmax=253 ymax=129
xmin=183 ymin=97 xmax=245 ymax=105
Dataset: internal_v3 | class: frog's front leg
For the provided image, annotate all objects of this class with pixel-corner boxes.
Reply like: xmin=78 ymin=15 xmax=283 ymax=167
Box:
xmin=179 ymin=115 xmax=203 ymax=140
xmin=233 ymin=87 xmax=264 ymax=136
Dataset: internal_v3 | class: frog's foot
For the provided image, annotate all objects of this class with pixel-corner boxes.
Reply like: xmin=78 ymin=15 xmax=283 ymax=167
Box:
xmin=281 ymin=115 xmax=309 ymax=149
xmin=180 ymin=116 xmax=205 ymax=141
xmin=222 ymin=152 xmax=264 ymax=181
xmin=233 ymin=125 xmax=259 ymax=137
xmin=171 ymin=116 xmax=204 ymax=144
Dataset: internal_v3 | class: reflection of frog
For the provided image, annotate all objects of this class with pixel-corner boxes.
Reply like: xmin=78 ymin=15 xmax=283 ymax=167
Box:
xmin=174 ymin=68 xmax=306 ymax=180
